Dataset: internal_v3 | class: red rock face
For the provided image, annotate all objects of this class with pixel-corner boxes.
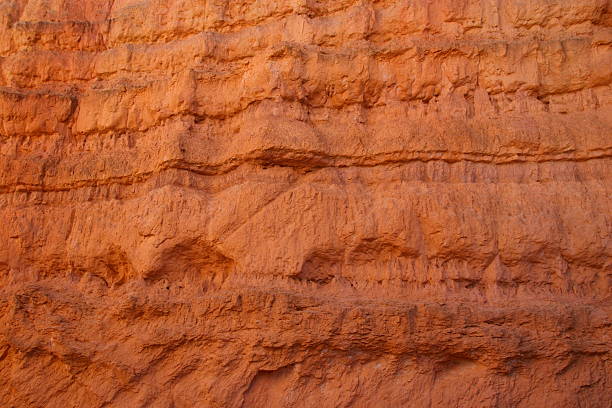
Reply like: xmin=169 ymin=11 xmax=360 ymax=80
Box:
xmin=1 ymin=0 xmax=611 ymax=406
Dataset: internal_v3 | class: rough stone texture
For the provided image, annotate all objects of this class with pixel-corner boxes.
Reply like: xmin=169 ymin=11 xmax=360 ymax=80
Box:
xmin=0 ymin=0 xmax=611 ymax=407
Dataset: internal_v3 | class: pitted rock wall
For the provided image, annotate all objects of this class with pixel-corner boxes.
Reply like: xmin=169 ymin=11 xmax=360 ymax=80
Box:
xmin=0 ymin=1 xmax=611 ymax=407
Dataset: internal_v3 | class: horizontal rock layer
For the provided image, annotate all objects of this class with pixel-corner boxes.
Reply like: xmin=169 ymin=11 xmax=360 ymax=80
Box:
xmin=0 ymin=0 xmax=611 ymax=407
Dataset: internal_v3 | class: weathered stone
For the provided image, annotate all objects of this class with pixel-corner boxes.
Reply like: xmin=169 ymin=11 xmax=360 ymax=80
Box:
xmin=0 ymin=0 xmax=610 ymax=407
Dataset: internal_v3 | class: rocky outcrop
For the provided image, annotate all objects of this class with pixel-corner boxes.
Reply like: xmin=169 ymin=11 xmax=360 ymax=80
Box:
xmin=0 ymin=0 xmax=611 ymax=407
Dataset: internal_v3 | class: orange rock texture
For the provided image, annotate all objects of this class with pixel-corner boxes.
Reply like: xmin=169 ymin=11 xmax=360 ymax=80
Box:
xmin=1 ymin=0 xmax=611 ymax=406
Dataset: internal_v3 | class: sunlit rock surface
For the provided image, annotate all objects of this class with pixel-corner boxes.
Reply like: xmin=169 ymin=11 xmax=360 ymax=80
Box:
xmin=0 ymin=0 xmax=611 ymax=406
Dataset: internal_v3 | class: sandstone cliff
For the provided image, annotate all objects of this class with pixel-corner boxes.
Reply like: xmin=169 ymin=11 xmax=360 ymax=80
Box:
xmin=0 ymin=0 xmax=611 ymax=407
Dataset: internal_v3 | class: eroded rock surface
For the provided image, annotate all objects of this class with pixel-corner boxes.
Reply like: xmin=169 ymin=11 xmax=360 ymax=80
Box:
xmin=0 ymin=0 xmax=611 ymax=407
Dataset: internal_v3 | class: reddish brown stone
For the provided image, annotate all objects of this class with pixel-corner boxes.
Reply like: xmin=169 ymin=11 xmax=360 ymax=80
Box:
xmin=0 ymin=0 xmax=611 ymax=407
